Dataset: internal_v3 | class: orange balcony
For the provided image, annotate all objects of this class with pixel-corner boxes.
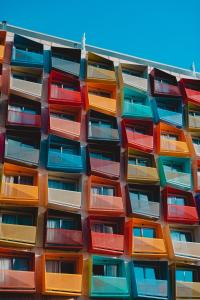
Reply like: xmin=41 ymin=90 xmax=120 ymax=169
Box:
xmin=128 ymin=218 xmax=167 ymax=258
xmin=42 ymin=252 xmax=83 ymax=296
xmin=0 ymin=31 xmax=6 ymax=63
xmin=156 ymin=122 xmax=190 ymax=157
xmin=0 ymin=163 xmax=39 ymax=206
xmin=88 ymin=175 xmax=124 ymax=216
xmin=180 ymin=78 xmax=200 ymax=106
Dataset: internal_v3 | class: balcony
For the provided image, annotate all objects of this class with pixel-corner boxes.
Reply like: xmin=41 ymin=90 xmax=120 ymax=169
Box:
xmin=88 ymin=176 xmax=124 ymax=216
xmin=187 ymin=103 xmax=200 ymax=131
xmin=176 ymin=281 xmax=200 ymax=299
xmin=90 ymin=255 xmax=130 ymax=298
xmin=128 ymin=218 xmax=167 ymax=258
xmin=88 ymin=216 xmax=124 ymax=255
xmin=158 ymin=157 xmax=192 ymax=191
xmin=87 ymin=52 xmax=116 ymax=82
xmin=127 ymin=184 xmax=160 ymax=219
xmin=135 ymin=279 xmax=168 ymax=299
xmin=156 ymin=122 xmax=190 ymax=157
xmin=0 ymin=31 xmax=6 ymax=63
xmin=45 ymin=210 xmax=83 ymax=250
xmin=122 ymin=119 xmax=153 ymax=152
xmin=122 ymin=87 xmax=152 ymax=120
xmin=42 ymin=253 xmax=83 ymax=296
xmin=47 ymin=135 xmax=84 ymax=173
xmin=180 ymin=78 xmax=200 ymax=105
xmin=7 ymin=109 xmax=41 ymax=128
xmin=193 ymin=160 xmax=200 ymax=192
xmin=51 ymin=47 xmax=81 ymax=76
xmin=150 ymin=68 xmax=181 ymax=97
xmin=48 ymin=70 xmax=82 ymax=107
xmin=11 ymin=34 xmax=43 ymax=68
xmin=119 ymin=63 xmax=148 ymax=93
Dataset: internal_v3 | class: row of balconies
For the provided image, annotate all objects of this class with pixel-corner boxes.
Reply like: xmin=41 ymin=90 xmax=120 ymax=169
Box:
xmin=0 ymin=247 xmax=199 ymax=299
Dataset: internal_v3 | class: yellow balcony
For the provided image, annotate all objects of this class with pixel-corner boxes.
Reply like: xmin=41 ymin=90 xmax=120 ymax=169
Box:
xmin=87 ymin=65 xmax=116 ymax=82
xmin=176 ymin=281 xmax=200 ymax=299
xmin=0 ymin=45 xmax=5 ymax=62
xmin=48 ymin=188 xmax=81 ymax=211
xmin=172 ymin=240 xmax=200 ymax=261
xmin=160 ymin=138 xmax=190 ymax=157
xmin=88 ymin=93 xmax=116 ymax=116
xmin=128 ymin=164 xmax=159 ymax=183
xmin=133 ymin=237 xmax=167 ymax=257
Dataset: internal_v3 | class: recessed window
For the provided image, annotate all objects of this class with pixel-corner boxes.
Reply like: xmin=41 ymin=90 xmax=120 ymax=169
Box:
xmin=89 ymin=89 xmax=112 ymax=98
xmin=129 ymin=190 xmax=151 ymax=203
xmin=92 ymin=185 xmax=115 ymax=196
xmin=0 ymin=257 xmax=29 ymax=271
xmin=47 ymin=217 xmax=76 ymax=230
xmin=135 ymin=266 xmax=158 ymax=280
xmin=4 ymin=175 xmax=34 ymax=185
xmin=1 ymin=212 xmax=33 ymax=226
xmin=171 ymin=230 xmax=193 ymax=242
xmin=51 ymin=143 xmax=78 ymax=155
xmin=93 ymin=263 xmax=120 ymax=277
xmin=8 ymin=105 xmax=37 ymax=115
xmin=124 ymin=95 xmax=145 ymax=105
xmin=48 ymin=179 xmax=77 ymax=191
xmin=46 ymin=260 xmax=76 ymax=274
xmin=92 ymin=222 xmax=118 ymax=234
xmin=128 ymin=156 xmax=151 ymax=167
xmin=189 ymin=111 xmax=200 ymax=117
xmin=157 ymin=100 xmax=178 ymax=112
xmin=90 ymin=151 xmax=113 ymax=161
xmin=12 ymin=73 xmax=41 ymax=84
xmin=90 ymin=119 xmax=113 ymax=129
xmin=163 ymin=162 xmax=183 ymax=173
xmin=52 ymin=81 xmax=78 ymax=91
xmin=161 ymin=133 xmax=179 ymax=141
xmin=176 ymin=269 xmax=194 ymax=282
xmin=167 ymin=196 xmax=186 ymax=206
xmin=50 ymin=112 xmax=75 ymax=121
xmin=133 ymin=227 xmax=156 ymax=238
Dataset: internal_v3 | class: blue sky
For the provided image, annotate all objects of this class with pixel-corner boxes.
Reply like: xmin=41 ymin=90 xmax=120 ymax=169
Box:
xmin=1 ymin=0 xmax=200 ymax=71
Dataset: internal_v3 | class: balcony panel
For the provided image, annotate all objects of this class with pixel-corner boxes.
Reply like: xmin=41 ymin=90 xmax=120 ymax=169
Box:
xmin=128 ymin=165 xmax=159 ymax=183
xmin=45 ymin=273 xmax=82 ymax=295
xmin=46 ymin=228 xmax=83 ymax=247
xmin=6 ymin=142 xmax=39 ymax=165
xmin=8 ymin=110 xmax=41 ymax=127
xmin=133 ymin=237 xmax=166 ymax=255
xmin=90 ymin=158 xmax=120 ymax=178
xmin=172 ymin=240 xmax=200 ymax=260
xmin=88 ymin=126 xmax=119 ymax=141
xmin=47 ymin=151 xmax=83 ymax=172
xmin=52 ymin=57 xmax=80 ymax=76
xmin=158 ymin=108 xmax=182 ymax=127
xmin=126 ymin=131 xmax=153 ymax=152
xmin=0 ymin=223 xmax=36 ymax=245
xmin=48 ymin=188 xmax=81 ymax=210
xmin=131 ymin=199 xmax=160 ymax=218
xmin=12 ymin=49 xmax=43 ymax=67
xmin=91 ymin=232 xmax=124 ymax=253
xmin=160 ymin=138 xmax=189 ymax=156
xmin=136 ymin=279 xmax=167 ymax=298
xmin=87 ymin=65 xmax=116 ymax=82
xmin=91 ymin=276 xmax=129 ymax=296
xmin=167 ymin=205 xmax=198 ymax=223
xmin=164 ymin=171 xmax=191 ymax=190
xmin=10 ymin=78 xmax=42 ymax=99
xmin=185 ymin=88 xmax=200 ymax=104
xmin=154 ymin=80 xmax=181 ymax=97
xmin=0 ymin=270 xmax=35 ymax=292
xmin=189 ymin=116 xmax=200 ymax=130
xmin=50 ymin=86 xmax=81 ymax=106
xmin=0 ymin=183 xmax=38 ymax=204
xmin=88 ymin=94 xmax=116 ymax=116
xmin=123 ymin=102 xmax=152 ymax=119
xmin=122 ymin=73 xmax=147 ymax=93
xmin=0 ymin=45 xmax=5 ymax=61
xmin=176 ymin=281 xmax=200 ymax=298
xmin=50 ymin=116 xmax=80 ymax=140
xmin=90 ymin=194 xmax=124 ymax=214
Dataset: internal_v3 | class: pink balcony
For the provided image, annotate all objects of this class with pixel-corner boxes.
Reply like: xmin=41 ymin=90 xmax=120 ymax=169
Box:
xmin=0 ymin=270 xmax=35 ymax=293
xmin=167 ymin=205 xmax=199 ymax=224
xmin=90 ymin=232 xmax=124 ymax=254
xmin=49 ymin=116 xmax=80 ymax=140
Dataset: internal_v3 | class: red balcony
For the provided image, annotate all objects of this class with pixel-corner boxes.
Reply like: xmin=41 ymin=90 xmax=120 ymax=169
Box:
xmin=88 ymin=216 xmax=124 ymax=255
xmin=48 ymin=70 xmax=82 ymax=107
xmin=7 ymin=110 xmax=41 ymax=127
xmin=122 ymin=119 xmax=153 ymax=152
xmin=163 ymin=187 xmax=199 ymax=224
xmin=180 ymin=78 xmax=200 ymax=105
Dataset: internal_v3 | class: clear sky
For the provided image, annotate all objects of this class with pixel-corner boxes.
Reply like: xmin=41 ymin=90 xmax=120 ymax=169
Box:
xmin=1 ymin=0 xmax=200 ymax=71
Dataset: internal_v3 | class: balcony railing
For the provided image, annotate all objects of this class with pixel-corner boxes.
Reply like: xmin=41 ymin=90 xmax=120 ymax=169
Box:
xmin=123 ymin=101 xmax=152 ymax=119
xmin=45 ymin=273 xmax=82 ymax=295
xmin=132 ymin=236 xmax=166 ymax=256
xmin=135 ymin=279 xmax=167 ymax=298
xmin=87 ymin=65 xmax=116 ymax=82
xmin=0 ymin=223 xmax=36 ymax=246
xmin=90 ymin=194 xmax=124 ymax=215
xmin=10 ymin=77 xmax=42 ymax=100
xmin=91 ymin=232 xmax=124 ymax=254
xmin=48 ymin=188 xmax=81 ymax=210
xmin=90 ymin=157 xmax=120 ymax=179
xmin=126 ymin=130 xmax=153 ymax=152
xmin=0 ymin=270 xmax=35 ymax=292
xmin=157 ymin=108 xmax=182 ymax=127
xmin=160 ymin=138 xmax=189 ymax=156
xmin=185 ymin=87 xmax=200 ymax=104
xmin=164 ymin=171 xmax=191 ymax=190
xmin=47 ymin=150 xmax=83 ymax=173
xmin=88 ymin=93 xmax=116 ymax=116
xmin=88 ymin=126 xmax=119 ymax=141
xmin=46 ymin=228 xmax=83 ymax=248
xmin=7 ymin=110 xmax=41 ymax=127
xmin=130 ymin=199 xmax=160 ymax=218
xmin=189 ymin=115 xmax=200 ymax=130
xmin=154 ymin=80 xmax=181 ymax=97
xmin=167 ymin=204 xmax=198 ymax=223
xmin=50 ymin=116 xmax=80 ymax=140
xmin=49 ymin=85 xmax=81 ymax=106
xmin=52 ymin=57 xmax=80 ymax=77
xmin=122 ymin=73 xmax=147 ymax=93
xmin=12 ymin=49 xmax=43 ymax=67
xmin=176 ymin=281 xmax=200 ymax=298
xmin=128 ymin=165 xmax=159 ymax=183
xmin=0 ymin=45 xmax=5 ymax=61
xmin=91 ymin=276 xmax=129 ymax=297
xmin=172 ymin=240 xmax=200 ymax=260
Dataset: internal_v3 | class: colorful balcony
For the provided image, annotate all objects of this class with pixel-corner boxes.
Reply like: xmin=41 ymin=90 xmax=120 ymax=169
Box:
xmin=88 ymin=144 xmax=120 ymax=179
xmin=47 ymin=173 xmax=82 ymax=211
xmin=187 ymin=103 xmax=200 ymax=131
xmin=0 ymin=248 xmax=35 ymax=294
xmin=5 ymin=129 xmax=40 ymax=166
xmin=88 ymin=216 xmax=124 ymax=255
xmin=51 ymin=47 xmax=81 ymax=76
xmin=46 ymin=135 xmax=84 ymax=173
xmin=151 ymin=97 xmax=183 ymax=127
xmin=126 ymin=184 xmax=160 ymax=219
xmin=48 ymin=70 xmax=82 ymax=107
xmin=156 ymin=122 xmax=190 ymax=157
xmin=0 ymin=163 xmax=39 ymax=206
xmin=87 ymin=52 xmax=116 ymax=83
xmin=158 ymin=156 xmax=192 ymax=191
xmin=11 ymin=34 xmax=43 ymax=68
xmin=0 ymin=207 xmax=37 ymax=247
xmin=87 ymin=110 xmax=119 ymax=143
xmin=119 ymin=63 xmax=148 ymax=93
xmin=42 ymin=252 xmax=83 ymax=296
xmin=49 ymin=104 xmax=81 ymax=140
xmin=44 ymin=209 xmax=83 ymax=250
xmin=122 ymin=119 xmax=154 ymax=152
xmin=86 ymin=82 xmax=117 ymax=116
xmin=180 ymin=78 xmax=200 ymax=106
xmin=89 ymin=255 xmax=130 ymax=298
xmin=10 ymin=66 xmax=42 ymax=101
xmin=150 ymin=68 xmax=181 ymax=97
xmin=165 ymin=224 xmax=200 ymax=261
xmin=7 ymin=94 xmax=41 ymax=128
xmin=88 ymin=175 xmax=124 ymax=216
xmin=131 ymin=261 xmax=169 ymax=299
xmin=187 ymin=133 xmax=200 ymax=158
xmin=127 ymin=149 xmax=159 ymax=184
xmin=163 ymin=187 xmax=199 ymax=224
xmin=0 ymin=31 xmax=6 ymax=63
xmin=122 ymin=87 xmax=152 ymax=119
xmin=192 ymin=160 xmax=200 ymax=192
xmin=128 ymin=218 xmax=167 ymax=258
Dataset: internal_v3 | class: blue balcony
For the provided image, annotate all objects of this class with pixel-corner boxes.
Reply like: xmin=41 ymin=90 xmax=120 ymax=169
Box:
xmin=47 ymin=135 xmax=84 ymax=173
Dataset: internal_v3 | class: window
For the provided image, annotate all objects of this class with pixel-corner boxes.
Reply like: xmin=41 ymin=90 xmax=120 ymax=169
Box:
xmin=189 ymin=111 xmax=200 ymax=117
xmin=4 ymin=175 xmax=34 ymax=185
xmin=93 ymin=263 xmax=120 ymax=277
xmin=51 ymin=143 xmax=78 ymax=155
xmin=122 ymin=68 xmax=144 ymax=78
xmin=90 ymin=119 xmax=113 ymax=129
xmin=133 ymin=227 xmax=156 ymax=238
xmin=8 ymin=105 xmax=37 ymax=115
xmin=89 ymin=61 xmax=112 ymax=71
xmin=1 ymin=213 xmax=33 ymax=226
xmin=89 ymin=89 xmax=112 ymax=98
xmin=90 ymin=151 xmax=113 ymax=161
xmin=52 ymin=53 xmax=78 ymax=63
xmin=15 ymin=45 xmax=41 ymax=54
xmin=157 ymin=100 xmax=178 ymax=112
xmin=12 ymin=73 xmax=41 ymax=83
xmin=92 ymin=186 xmax=115 ymax=196
xmin=171 ymin=230 xmax=193 ymax=242
xmin=167 ymin=196 xmax=186 ymax=206
xmin=0 ymin=257 xmax=29 ymax=271
xmin=161 ymin=133 xmax=179 ymax=141
xmin=46 ymin=260 xmax=76 ymax=274
xmin=127 ymin=126 xmax=146 ymax=135
xmin=129 ymin=190 xmax=150 ymax=204
xmin=47 ymin=217 xmax=76 ymax=230
xmin=50 ymin=112 xmax=75 ymax=121
xmin=52 ymin=81 xmax=78 ymax=91
xmin=156 ymin=76 xmax=176 ymax=86
xmin=176 ymin=269 xmax=194 ymax=282
xmin=48 ymin=179 xmax=77 ymax=191
xmin=192 ymin=137 xmax=200 ymax=145
xmin=128 ymin=156 xmax=151 ymax=167
xmin=135 ymin=266 xmax=158 ymax=281
xmin=92 ymin=222 xmax=118 ymax=234
xmin=163 ymin=162 xmax=183 ymax=173
xmin=124 ymin=95 xmax=145 ymax=105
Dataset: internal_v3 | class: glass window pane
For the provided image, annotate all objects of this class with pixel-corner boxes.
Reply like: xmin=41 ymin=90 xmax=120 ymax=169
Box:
xmin=47 ymin=218 xmax=60 ymax=229
xmin=17 ymin=215 xmax=33 ymax=226
xmin=12 ymin=258 xmax=29 ymax=271
xmin=61 ymin=261 xmax=75 ymax=274
xmin=106 ymin=264 xmax=118 ymax=277
xmin=61 ymin=218 xmax=75 ymax=230
xmin=143 ymin=228 xmax=155 ymax=238
xmin=145 ymin=267 xmax=156 ymax=280
xmin=2 ymin=214 xmax=17 ymax=224
xmin=133 ymin=228 xmax=141 ymax=237
xmin=134 ymin=266 xmax=144 ymax=280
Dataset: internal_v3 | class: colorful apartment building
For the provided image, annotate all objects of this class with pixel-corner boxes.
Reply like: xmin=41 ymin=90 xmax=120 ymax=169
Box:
xmin=0 ymin=22 xmax=200 ymax=300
